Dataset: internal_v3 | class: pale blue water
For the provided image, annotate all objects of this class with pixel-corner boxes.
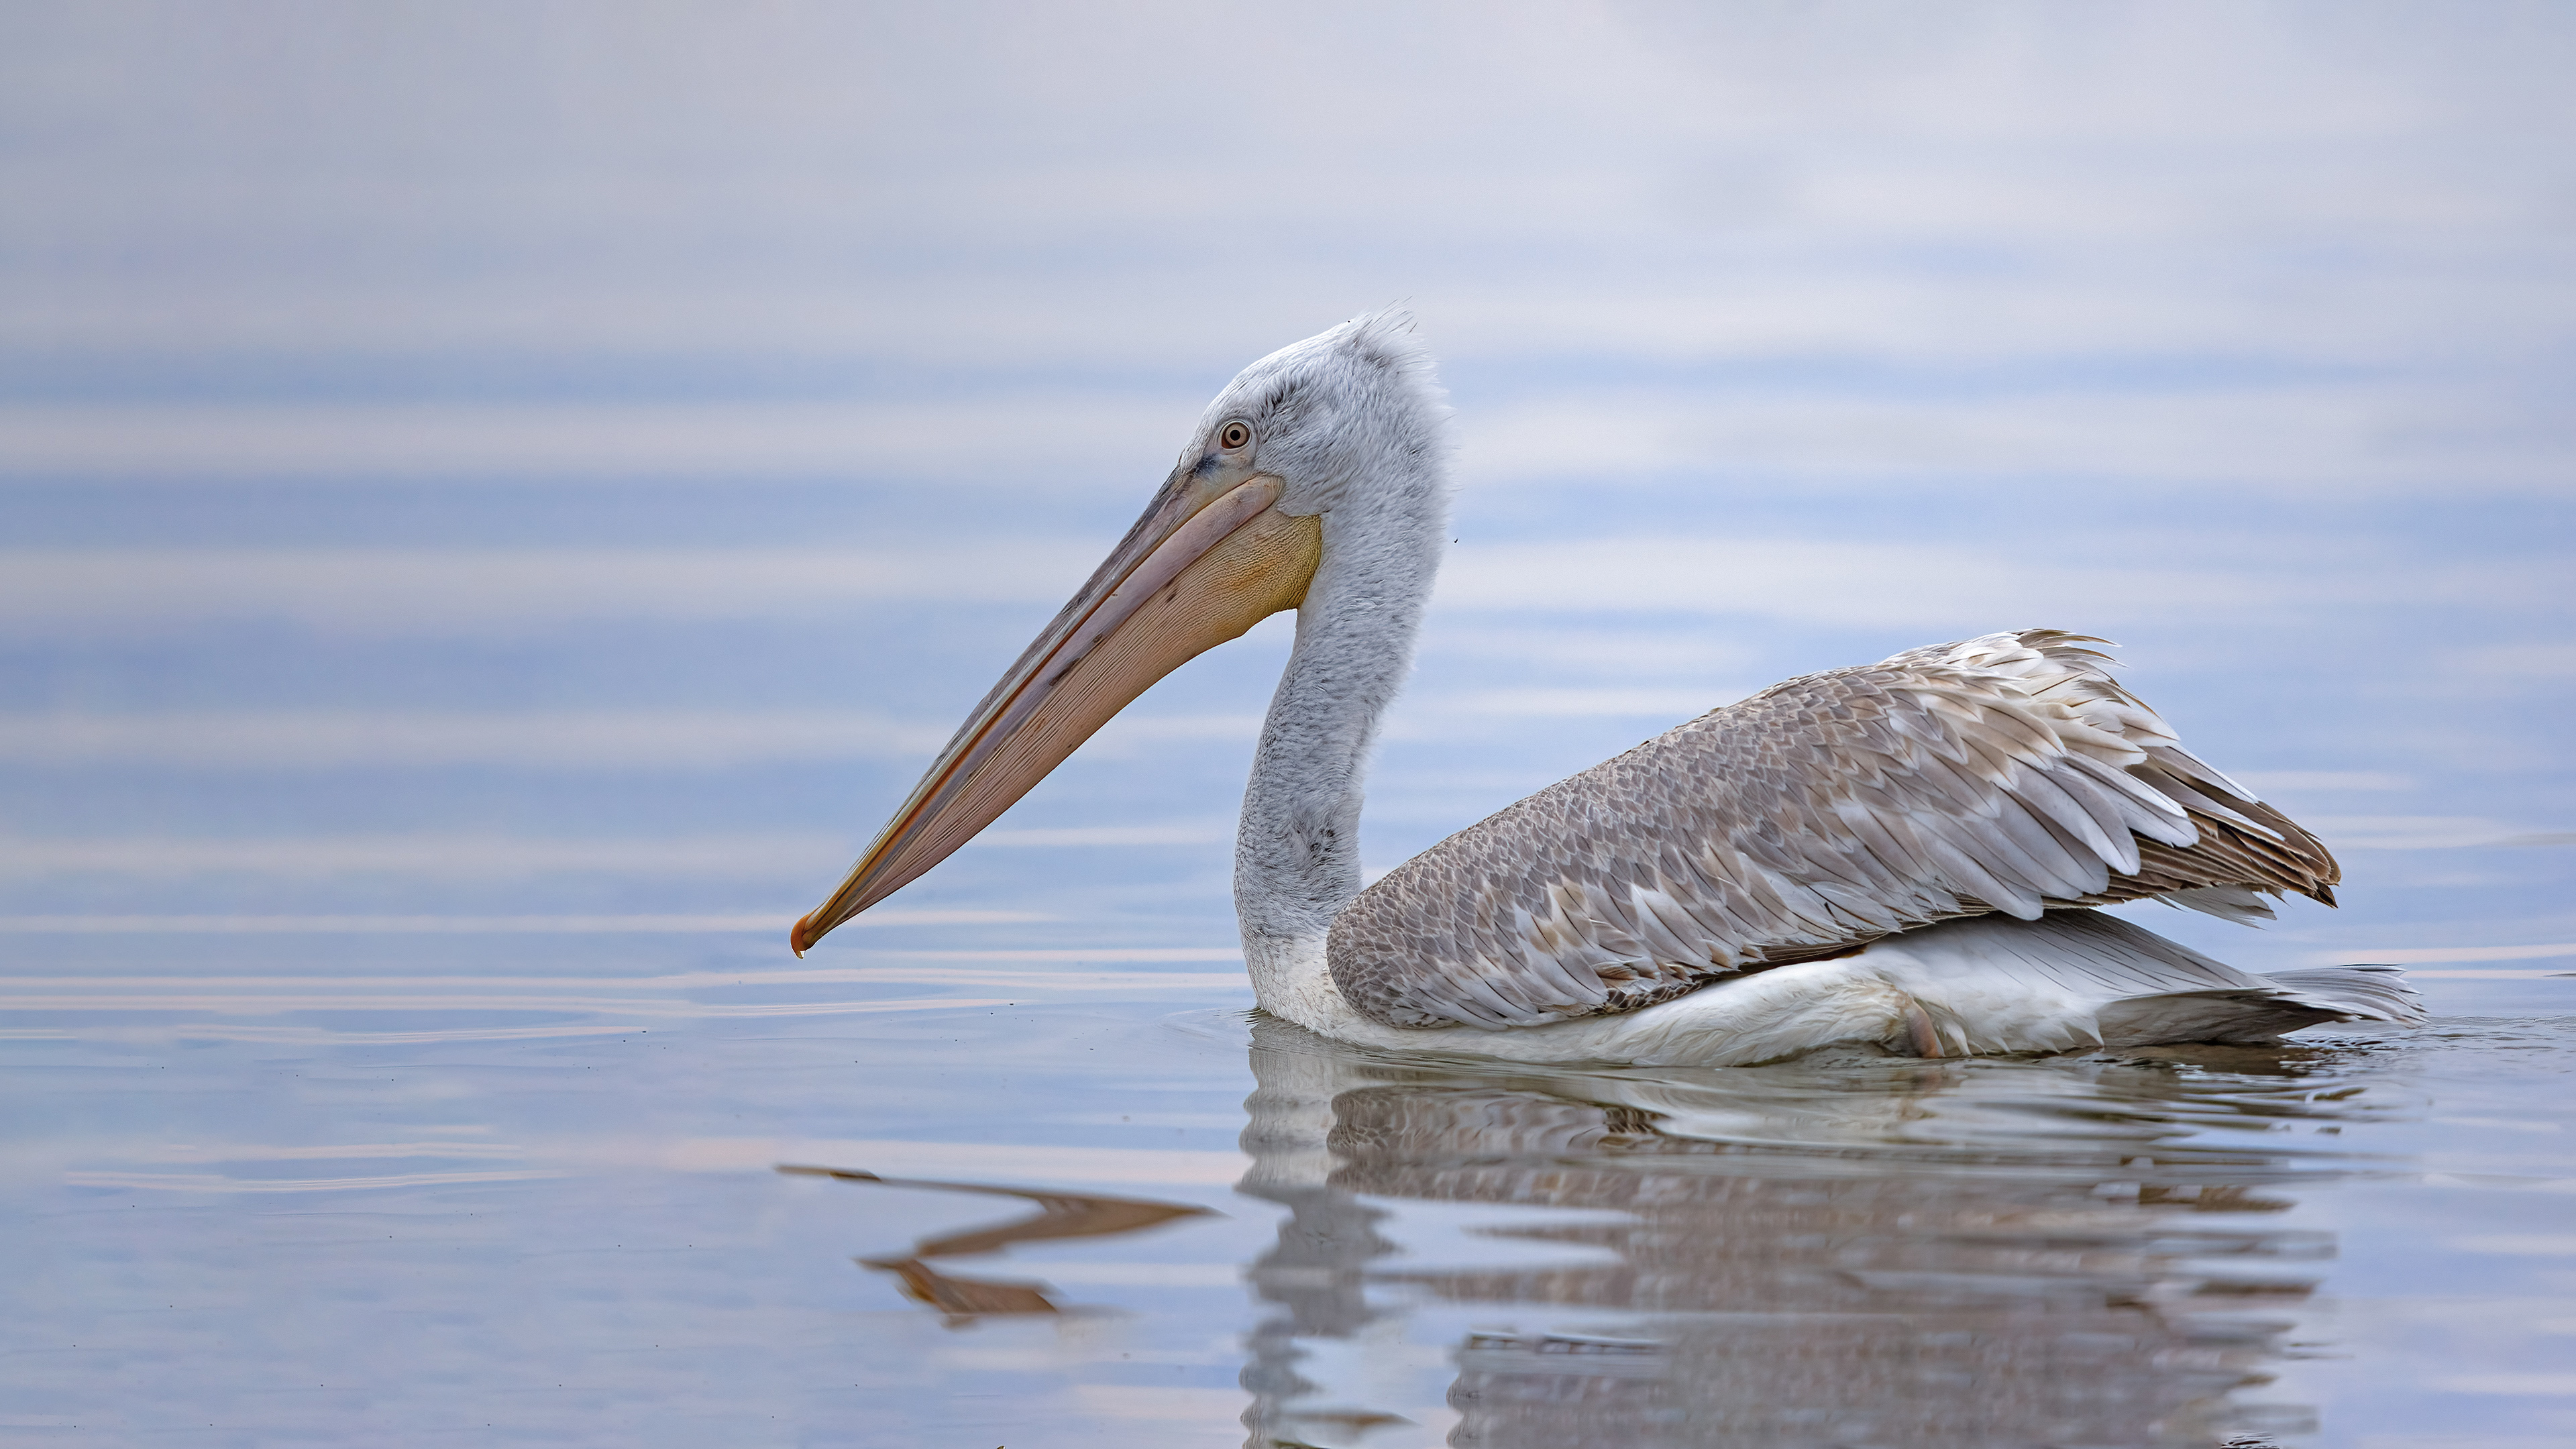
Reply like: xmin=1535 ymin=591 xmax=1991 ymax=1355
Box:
xmin=6 ymin=6 xmax=2575 ymax=1446
xmin=5 ymin=445 xmax=2571 ymax=1448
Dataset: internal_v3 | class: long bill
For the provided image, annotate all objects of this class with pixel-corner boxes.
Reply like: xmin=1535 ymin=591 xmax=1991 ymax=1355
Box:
xmin=792 ymin=470 xmax=1322 ymax=954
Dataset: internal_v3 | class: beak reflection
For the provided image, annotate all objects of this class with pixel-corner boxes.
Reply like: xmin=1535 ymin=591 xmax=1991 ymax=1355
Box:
xmin=777 ymin=1163 xmax=1215 ymax=1326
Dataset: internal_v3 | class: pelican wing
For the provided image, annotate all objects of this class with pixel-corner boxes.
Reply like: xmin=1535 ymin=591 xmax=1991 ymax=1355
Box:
xmin=1326 ymin=630 xmax=2340 ymax=1030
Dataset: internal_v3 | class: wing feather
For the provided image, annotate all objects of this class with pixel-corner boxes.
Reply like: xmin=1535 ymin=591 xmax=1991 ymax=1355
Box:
xmin=2065 ymin=752 xmax=2197 ymax=843
xmin=1326 ymin=629 xmax=2346 ymax=1030
xmin=2015 ymin=767 xmax=2135 ymax=873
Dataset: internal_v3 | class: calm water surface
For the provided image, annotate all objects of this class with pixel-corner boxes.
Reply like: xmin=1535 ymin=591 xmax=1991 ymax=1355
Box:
xmin=6 ymin=413 xmax=2575 ymax=1449
xmin=5 ymin=942 xmax=2571 ymax=1446
xmin=3 ymin=458 xmax=2569 ymax=1449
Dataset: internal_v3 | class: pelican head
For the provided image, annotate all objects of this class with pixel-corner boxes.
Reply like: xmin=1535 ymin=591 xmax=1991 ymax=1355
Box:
xmin=793 ymin=312 xmax=1450 ymax=954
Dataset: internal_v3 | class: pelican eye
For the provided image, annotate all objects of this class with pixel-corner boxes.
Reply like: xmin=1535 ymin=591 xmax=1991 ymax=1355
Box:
xmin=1218 ymin=421 xmax=1252 ymax=451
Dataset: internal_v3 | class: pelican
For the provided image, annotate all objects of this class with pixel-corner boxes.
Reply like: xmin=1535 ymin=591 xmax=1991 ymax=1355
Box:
xmin=793 ymin=313 xmax=2422 ymax=1065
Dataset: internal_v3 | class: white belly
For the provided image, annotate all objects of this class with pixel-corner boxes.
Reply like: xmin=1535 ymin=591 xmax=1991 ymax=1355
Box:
xmin=1243 ymin=911 xmax=2359 ymax=1067
xmin=1248 ymin=933 xmax=2071 ymax=1067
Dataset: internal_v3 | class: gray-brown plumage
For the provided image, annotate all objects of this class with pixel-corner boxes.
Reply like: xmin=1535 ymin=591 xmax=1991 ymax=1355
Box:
xmin=1328 ymin=629 xmax=2339 ymax=1030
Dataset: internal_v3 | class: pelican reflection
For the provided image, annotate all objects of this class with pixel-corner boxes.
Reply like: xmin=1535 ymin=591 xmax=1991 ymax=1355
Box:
xmin=1235 ymin=1018 xmax=2401 ymax=1449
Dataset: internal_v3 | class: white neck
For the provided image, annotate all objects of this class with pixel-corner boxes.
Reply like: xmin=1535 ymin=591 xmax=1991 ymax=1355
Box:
xmin=1234 ymin=486 xmax=1445 ymax=1017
